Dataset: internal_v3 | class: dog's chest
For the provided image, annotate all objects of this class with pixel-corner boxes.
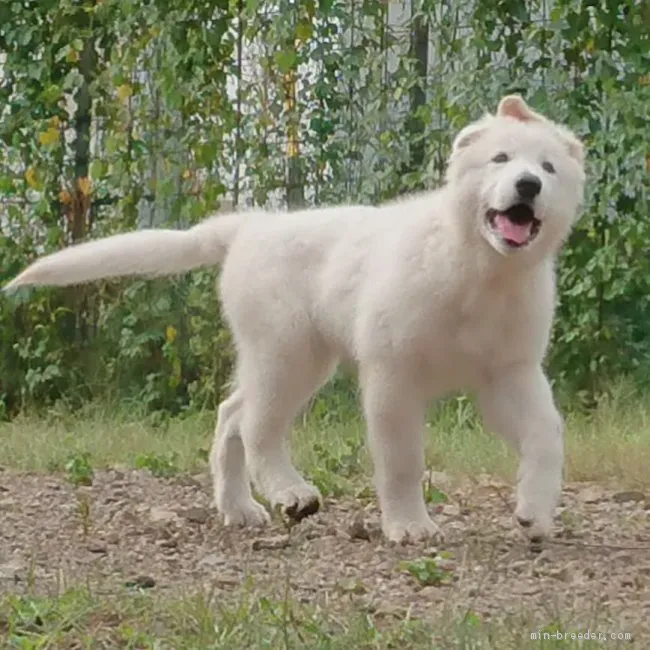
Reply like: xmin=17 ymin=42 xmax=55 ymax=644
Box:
xmin=449 ymin=284 xmax=529 ymax=369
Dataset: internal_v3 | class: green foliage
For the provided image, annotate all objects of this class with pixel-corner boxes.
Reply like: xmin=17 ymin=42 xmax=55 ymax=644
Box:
xmin=64 ymin=451 xmax=94 ymax=486
xmin=423 ymin=483 xmax=449 ymax=505
xmin=134 ymin=451 xmax=179 ymax=477
xmin=307 ymin=427 xmax=365 ymax=497
xmin=400 ymin=551 xmax=456 ymax=587
xmin=0 ymin=586 xmax=635 ymax=649
xmin=1 ymin=0 xmax=649 ymax=417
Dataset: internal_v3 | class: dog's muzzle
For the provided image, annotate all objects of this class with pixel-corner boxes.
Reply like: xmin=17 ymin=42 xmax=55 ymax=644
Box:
xmin=486 ymin=202 xmax=541 ymax=248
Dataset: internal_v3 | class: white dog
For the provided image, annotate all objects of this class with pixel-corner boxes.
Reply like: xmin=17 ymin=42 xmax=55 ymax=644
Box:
xmin=5 ymin=95 xmax=585 ymax=545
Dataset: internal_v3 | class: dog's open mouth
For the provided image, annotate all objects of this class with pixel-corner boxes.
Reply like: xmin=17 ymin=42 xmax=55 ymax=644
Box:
xmin=486 ymin=204 xmax=541 ymax=248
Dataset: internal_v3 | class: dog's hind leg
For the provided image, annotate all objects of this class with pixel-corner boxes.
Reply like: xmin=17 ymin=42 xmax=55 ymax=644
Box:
xmin=236 ymin=346 xmax=334 ymax=522
xmin=210 ymin=389 xmax=271 ymax=527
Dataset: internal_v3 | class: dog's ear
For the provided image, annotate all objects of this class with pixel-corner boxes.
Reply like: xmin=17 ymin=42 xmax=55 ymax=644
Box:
xmin=452 ymin=115 xmax=493 ymax=151
xmin=497 ymin=95 xmax=537 ymax=122
xmin=498 ymin=95 xmax=584 ymax=165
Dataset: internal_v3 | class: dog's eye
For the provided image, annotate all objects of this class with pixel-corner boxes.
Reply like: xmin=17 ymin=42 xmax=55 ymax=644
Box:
xmin=542 ymin=161 xmax=555 ymax=174
xmin=492 ymin=152 xmax=509 ymax=163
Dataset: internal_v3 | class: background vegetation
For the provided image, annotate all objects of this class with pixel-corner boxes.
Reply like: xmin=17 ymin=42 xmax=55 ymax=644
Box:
xmin=0 ymin=0 xmax=648 ymax=419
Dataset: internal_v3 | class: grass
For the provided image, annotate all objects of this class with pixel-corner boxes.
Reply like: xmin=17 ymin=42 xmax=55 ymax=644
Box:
xmin=1 ymin=379 xmax=649 ymax=491
xmin=0 ymin=378 xmax=648 ymax=648
xmin=0 ymin=586 xmax=637 ymax=649
xmin=0 ymin=586 xmax=472 ymax=650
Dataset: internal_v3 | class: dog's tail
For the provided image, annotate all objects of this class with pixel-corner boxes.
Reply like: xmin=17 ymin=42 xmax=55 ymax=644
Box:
xmin=4 ymin=213 xmax=242 ymax=290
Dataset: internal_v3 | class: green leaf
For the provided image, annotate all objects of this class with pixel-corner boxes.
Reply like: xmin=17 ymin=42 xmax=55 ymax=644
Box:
xmin=274 ymin=49 xmax=297 ymax=73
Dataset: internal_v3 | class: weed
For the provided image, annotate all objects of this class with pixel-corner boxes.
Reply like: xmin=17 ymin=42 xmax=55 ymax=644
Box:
xmin=400 ymin=552 xmax=456 ymax=587
xmin=64 ymin=452 xmax=94 ymax=486
xmin=134 ymin=452 xmax=179 ymax=478
xmin=76 ymin=493 xmax=92 ymax=537
xmin=423 ymin=479 xmax=449 ymax=505
xmin=304 ymin=437 xmax=360 ymax=497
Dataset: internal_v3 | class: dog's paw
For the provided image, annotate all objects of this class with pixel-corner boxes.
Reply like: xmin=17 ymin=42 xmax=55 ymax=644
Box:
xmin=270 ymin=483 xmax=322 ymax=522
xmin=220 ymin=499 xmax=271 ymax=527
xmin=513 ymin=507 xmax=552 ymax=551
xmin=382 ymin=515 xmax=444 ymax=545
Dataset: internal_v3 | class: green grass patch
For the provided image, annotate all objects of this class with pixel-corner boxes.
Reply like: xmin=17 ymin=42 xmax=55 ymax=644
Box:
xmin=0 ymin=587 xmax=637 ymax=649
xmin=0 ymin=379 xmax=649 ymax=491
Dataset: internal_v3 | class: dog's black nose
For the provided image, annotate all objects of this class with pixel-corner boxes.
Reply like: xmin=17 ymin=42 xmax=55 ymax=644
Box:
xmin=515 ymin=174 xmax=542 ymax=201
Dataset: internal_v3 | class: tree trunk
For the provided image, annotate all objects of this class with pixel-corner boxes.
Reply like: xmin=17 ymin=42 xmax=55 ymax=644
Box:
xmin=406 ymin=3 xmax=428 ymax=184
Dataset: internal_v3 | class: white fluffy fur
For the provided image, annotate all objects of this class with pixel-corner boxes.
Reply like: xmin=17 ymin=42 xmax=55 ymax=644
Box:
xmin=5 ymin=96 xmax=586 ymax=544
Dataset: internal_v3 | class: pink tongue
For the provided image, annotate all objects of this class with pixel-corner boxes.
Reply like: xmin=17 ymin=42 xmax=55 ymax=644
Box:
xmin=494 ymin=214 xmax=531 ymax=245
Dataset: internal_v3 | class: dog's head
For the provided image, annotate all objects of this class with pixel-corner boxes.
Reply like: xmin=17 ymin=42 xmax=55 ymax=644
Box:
xmin=446 ymin=95 xmax=585 ymax=258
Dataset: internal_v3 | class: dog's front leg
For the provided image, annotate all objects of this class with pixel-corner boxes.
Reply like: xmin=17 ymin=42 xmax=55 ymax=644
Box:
xmin=361 ymin=366 xmax=442 ymax=544
xmin=478 ymin=364 xmax=564 ymax=543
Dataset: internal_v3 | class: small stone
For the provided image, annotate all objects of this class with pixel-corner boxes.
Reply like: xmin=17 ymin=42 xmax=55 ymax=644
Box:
xmin=213 ymin=575 xmax=240 ymax=587
xmin=198 ymin=553 xmax=227 ymax=569
xmin=580 ymin=486 xmax=604 ymax=503
xmin=548 ymin=567 xmax=570 ymax=582
xmin=614 ymin=552 xmax=635 ymax=566
xmin=87 ymin=543 xmax=107 ymax=554
xmin=125 ymin=575 xmax=156 ymax=589
xmin=149 ymin=507 xmax=177 ymax=523
xmin=339 ymin=579 xmax=368 ymax=595
xmin=510 ymin=560 xmax=528 ymax=575
xmin=183 ymin=507 xmax=210 ymax=524
xmin=175 ymin=476 xmax=202 ymax=488
xmin=517 ymin=583 xmax=541 ymax=596
xmin=442 ymin=504 xmax=461 ymax=517
xmin=303 ymin=526 xmax=323 ymax=540
xmin=418 ymin=586 xmax=446 ymax=601
xmin=0 ymin=485 xmax=9 ymax=492
xmin=348 ymin=515 xmax=371 ymax=541
xmin=158 ymin=539 xmax=178 ymax=550
xmin=251 ymin=535 xmax=290 ymax=551
xmin=612 ymin=490 xmax=645 ymax=503
xmin=0 ymin=561 xmax=22 ymax=581
xmin=374 ymin=603 xmax=407 ymax=619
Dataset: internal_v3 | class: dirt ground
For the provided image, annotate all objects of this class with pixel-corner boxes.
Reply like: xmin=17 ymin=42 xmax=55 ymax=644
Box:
xmin=0 ymin=467 xmax=648 ymax=640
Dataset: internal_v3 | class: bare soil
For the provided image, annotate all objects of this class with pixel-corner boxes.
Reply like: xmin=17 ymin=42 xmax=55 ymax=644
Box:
xmin=0 ymin=467 xmax=648 ymax=640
